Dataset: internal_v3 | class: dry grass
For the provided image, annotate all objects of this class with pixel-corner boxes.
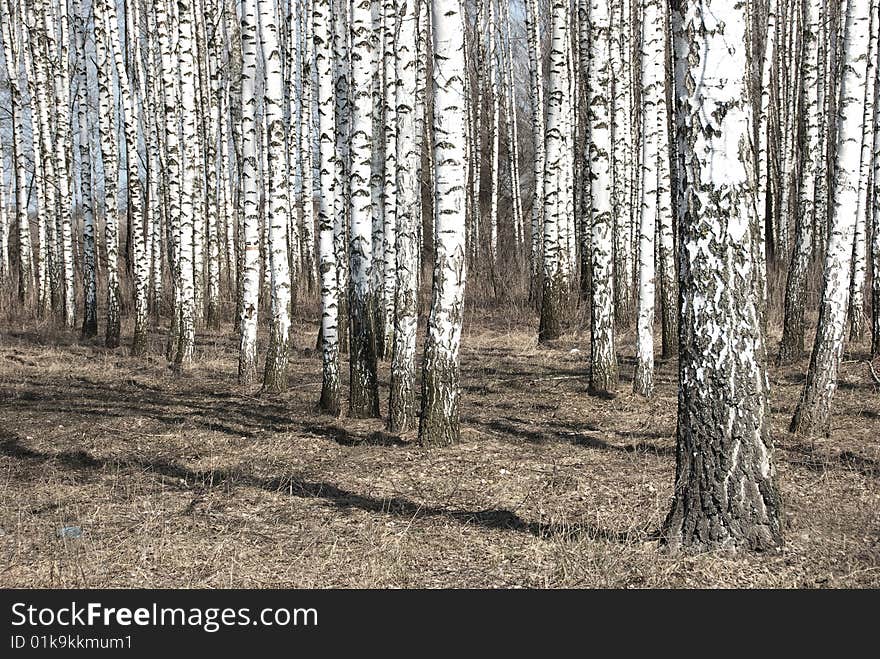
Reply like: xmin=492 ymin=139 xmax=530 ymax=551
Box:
xmin=0 ymin=306 xmax=878 ymax=588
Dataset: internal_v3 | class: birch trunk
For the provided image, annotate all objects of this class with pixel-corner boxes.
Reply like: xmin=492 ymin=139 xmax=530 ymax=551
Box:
xmin=102 ymin=0 xmax=149 ymax=354
xmin=791 ymin=0 xmax=872 ymax=437
xmin=93 ymin=0 xmax=120 ymax=347
xmin=419 ymin=0 xmax=467 ymax=447
xmin=260 ymin=0 xmax=293 ymax=392
xmin=389 ymin=0 xmax=419 ymax=432
xmin=525 ymin=0 xmax=544 ymax=292
xmin=662 ymin=0 xmax=782 ymax=552
xmin=848 ymin=1 xmax=877 ymax=342
xmin=634 ymin=0 xmax=665 ymax=397
xmin=778 ymin=0 xmax=822 ymax=365
xmin=76 ymin=0 xmax=97 ymax=337
xmin=237 ymin=0 xmax=261 ymax=384
xmin=538 ymin=0 xmax=571 ymax=343
xmin=315 ymin=0 xmax=340 ymax=413
xmin=348 ymin=0 xmax=380 ymax=417
xmin=588 ymin=0 xmax=618 ymax=395
xmin=0 ymin=8 xmax=33 ymax=304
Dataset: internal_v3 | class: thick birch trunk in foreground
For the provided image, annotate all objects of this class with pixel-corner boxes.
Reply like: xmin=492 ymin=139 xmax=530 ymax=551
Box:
xmin=419 ymin=0 xmax=467 ymax=447
xmin=662 ymin=0 xmax=782 ymax=553
xmin=389 ymin=0 xmax=420 ymax=433
xmin=315 ymin=0 xmax=341 ymax=414
xmin=588 ymin=0 xmax=618 ymax=395
xmin=348 ymin=0 xmax=380 ymax=418
xmin=237 ymin=0 xmax=261 ymax=385
xmin=261 ymin=0 xmax=293 ymax=393
xmin=792 ymin=0 xmax=873 ymax=437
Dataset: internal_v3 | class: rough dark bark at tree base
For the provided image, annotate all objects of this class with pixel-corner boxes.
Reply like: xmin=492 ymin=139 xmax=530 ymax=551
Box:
xmin=389 ymin=370 xmax=416 ymax=434
xmin=318 ymin=381 xmax=341 ymax=417
xmin=349 ymin=293 xmax=380 ymax=419
xmin=81 ymin=315 xmax=98 ymax=339
xmin=419 ymin=353 xmax=460 ymax=448
xmin=262 ymin=330 xmax=288 ymax=393
xmin=538 ymin=272 xmax=565 ymax=343
xmin=131 ymin=327 xmax=148 ymax=357
xmin=661 ymin=431 xmax=784 ymax=553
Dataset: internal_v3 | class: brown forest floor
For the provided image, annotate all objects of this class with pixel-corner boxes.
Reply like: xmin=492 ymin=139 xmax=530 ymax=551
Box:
xmin=0 ymin=306 xmax=878 ymax=588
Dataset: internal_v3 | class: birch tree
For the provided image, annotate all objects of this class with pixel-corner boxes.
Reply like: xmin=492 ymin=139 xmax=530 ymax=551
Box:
xmin=389 ymin=0 xmax=419 ymax=433
xmin=633 ymin=0 xmax=664 ymax=397
xmin=538 ymin=0 xmax=571 ymax=343
xmin=260 ymin=0 xmax=293 ymax=392
xmin=791 ymin=0 xmax=874 ymax=437
xmin=419 ymin=0 xmax=467 ymax=447
xmin=0 ymin=1 xmax=33 ymax=303
xmin=75 ymin=0 xmax=97 ymax=338
xmin=238 ymin=0 xmax=261 ymax=384
xmin=588 ymin=0 xmax=618 ymax=395
xmin=848 ymin=1 xmax=877 ymax=343
xmin=348 ymin=0 xmax=380 ymax=417
xmin=93 ymin=0 xmax=121 ymax=347
xmin=315 ymin=0 xmax=341 ymax=413
xmin=662 ymin=0 xmax=782 ymax=552
xmin=778 ymin=0 xmax=823 ymax=365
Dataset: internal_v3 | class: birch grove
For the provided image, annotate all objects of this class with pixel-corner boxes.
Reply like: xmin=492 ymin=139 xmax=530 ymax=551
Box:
xmin=0 ymin=0 xmax=878 ymax=558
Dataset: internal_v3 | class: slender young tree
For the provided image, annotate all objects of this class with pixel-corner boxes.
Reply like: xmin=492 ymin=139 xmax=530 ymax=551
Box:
xmin=93 ymin=0 xmax=121 ymax=347
xmin=76 ymin=0 xmax=97 ymax=337
xmin=791 ymin=0 xmax=874 ymax=437
xmin=872 ymin=39 xmax=880 ymax=357
xmin=348 ymin=0 xmax=381 ymax=417
xmin=538 ymin=0 xmax=572 ymax=343
xmin=0 ymin=1 xmax=33 ymax=303
xmin=848 ymin=1 xmax=877 ymax=343
xmin=175 ymin=0 xmax=199 ymax=365
xmin=588 ymin=0 xmax=618 ymax=395
xmin=102 ymin=0 xmax=149 ymax=354
xmin=634 ymin=0 xmax=665 ymax=397
xmin=419 ymin=0 xmax=467 ymax=447
xmin=260 ymin=0 xmax=293 ymax=392
xmin=778 ymin=0 xmax=823 ymax=365
xmin=316 ymin=0 xmax=341 ymax=414
xmin=238 ymin=0 xmax=261 ymax=384
xmin=389 ymin=0 xmax=420 ymax=433
xmin=662 ymin=0 xmax=782 ymax=552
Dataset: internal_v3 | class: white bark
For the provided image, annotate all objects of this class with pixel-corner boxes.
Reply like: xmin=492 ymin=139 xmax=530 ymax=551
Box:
xmin=663 ymin=0 xmax=781 ymax=552
xmin=238 ymin=0 xmax=261 ymax=384
xmin=389 ymin=0 xmax=419 ymax=432
xmin=588 ymin=0 xmax=618 ymax=394
xmin=260 ymin=0 xmax=293 ymax=392
xmin=93 ymin=0 xmax=121 ymax=346
xmin=348 ymin=0 xmax=380 ymax=417
xmin=525 ymin=0 xmax=544 ymax=287
xmin=792 ymin=0 xmax=873 ymax=436
xmin=849 ymin=1 xmax=877 ymax=342
xmin=419 ymin=0 xmax=467 ymax=447
xmin=538 ymin=0 xmax=571 ymax=342
xmin=316 ymin=0 xmax=340 ymax=413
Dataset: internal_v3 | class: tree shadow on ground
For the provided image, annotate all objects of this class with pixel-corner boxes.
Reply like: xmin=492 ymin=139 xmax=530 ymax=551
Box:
xmin=780 ymin=440 xmax=879 ymax=479
xmin=0 ymin=432 xmax=653 ymax=545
